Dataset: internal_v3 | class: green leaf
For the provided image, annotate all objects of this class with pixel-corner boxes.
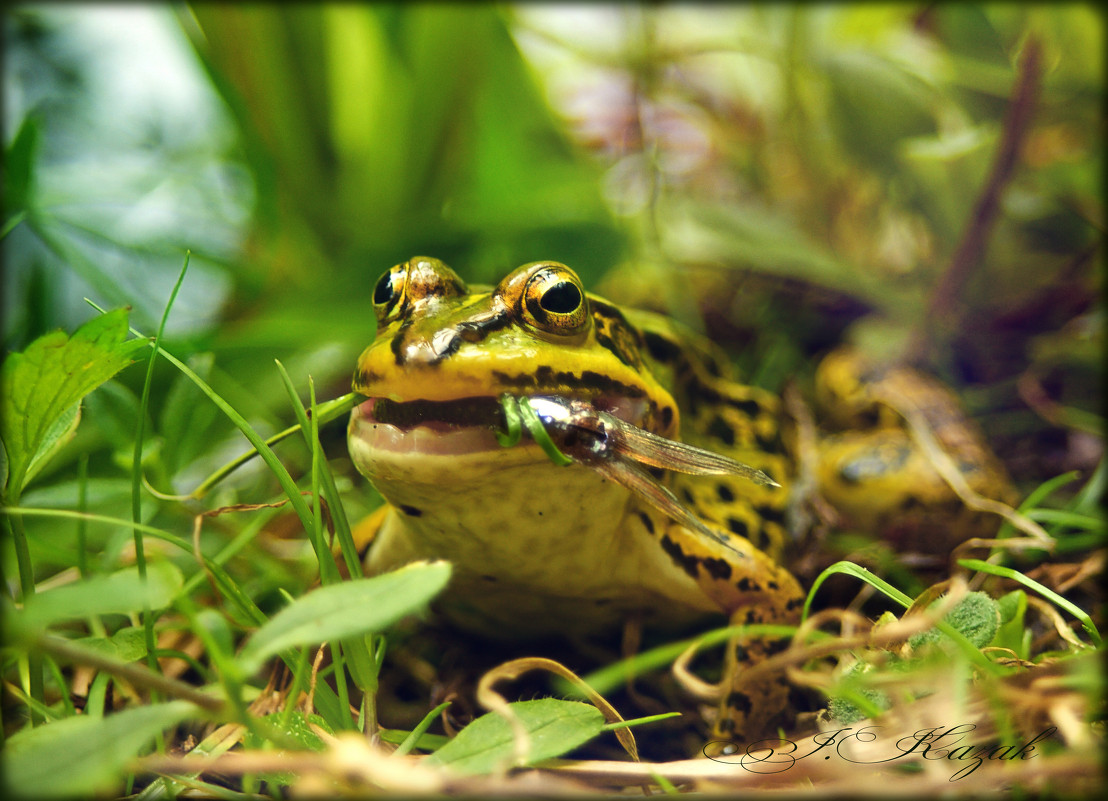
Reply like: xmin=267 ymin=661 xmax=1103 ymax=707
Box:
xmin=1 ymin=700 xmax=195 ymax=800
xmin=0 ymin=308 xmax=149 ymax=497
xmin=822 ymin=49 xmax=938 ymax=171
xmin=994 ymin=590 xmax=1030 ymax=658
xmin=425 ymin=698 xmax=606 ymax=774
xmin=238 ymin=561 xmax=451 ymax=674
xmin=3 ymin=114 xmax=39 ymax=215
xmin=15 ymin=561 xmax=184 ymax=634
xmin=72 ymin=626 xmax=149 ymax=663
xmin=22 ymin=403 xmax=80 ymax=488
xmin=908 ymin=591 xmax=1001 ymax=651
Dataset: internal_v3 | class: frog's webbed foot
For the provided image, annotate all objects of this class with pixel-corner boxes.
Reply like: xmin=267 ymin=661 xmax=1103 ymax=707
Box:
xmin=712 ymin=604 xmax=798 ymax=743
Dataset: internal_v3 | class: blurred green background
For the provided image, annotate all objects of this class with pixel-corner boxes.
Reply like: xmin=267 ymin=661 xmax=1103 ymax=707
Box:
xmin=2 ymin=4 xmax=1102 ymax=580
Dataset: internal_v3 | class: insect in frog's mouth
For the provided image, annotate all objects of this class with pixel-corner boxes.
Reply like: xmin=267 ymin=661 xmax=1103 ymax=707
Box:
xmin=350 ymin=394 xmax=647 ymax=456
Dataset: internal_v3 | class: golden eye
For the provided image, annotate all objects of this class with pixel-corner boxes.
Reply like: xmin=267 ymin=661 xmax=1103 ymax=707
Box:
xmin=521 ymin=264 xmax=589 ymax=334
xmin=372 ymin=264 xmax=407 ymax=325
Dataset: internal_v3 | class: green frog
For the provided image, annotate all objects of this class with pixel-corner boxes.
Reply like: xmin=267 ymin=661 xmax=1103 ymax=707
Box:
xmin=347 ymin=256 xmax=1012 ymax=741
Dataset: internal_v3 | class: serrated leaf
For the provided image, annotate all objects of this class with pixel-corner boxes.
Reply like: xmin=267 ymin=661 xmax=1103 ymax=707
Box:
xmin=15 ymin=561 xmax=183 ymax=634
xmin=425 ymin=698 xmax=606 ymax=774
xmin=0 ymin=308 xmax=149 ymax=497
xmin=1 ymin=700 xmax=195 ymax=799
xmin=238 ymin=561 xmax=451 ymax=674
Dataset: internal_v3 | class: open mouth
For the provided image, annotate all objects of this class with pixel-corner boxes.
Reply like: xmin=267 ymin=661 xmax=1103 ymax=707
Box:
xmin=370 ymin=396 xmax=503 ymax=430
xmin=350 ymin=394 xmax=647 ymax=456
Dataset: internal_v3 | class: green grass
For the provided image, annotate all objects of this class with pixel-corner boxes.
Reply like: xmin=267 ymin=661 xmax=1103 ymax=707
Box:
xmin=3 ymin=4 xmax=1102 ymax=797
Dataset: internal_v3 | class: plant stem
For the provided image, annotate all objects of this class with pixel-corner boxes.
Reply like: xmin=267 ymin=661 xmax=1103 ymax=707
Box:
xmin=2 ymin=509 xmax=45 ymax=724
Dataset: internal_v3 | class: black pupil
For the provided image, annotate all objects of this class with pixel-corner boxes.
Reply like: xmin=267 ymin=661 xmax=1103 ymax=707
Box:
xmin=373 ymin=271 xmax=397 ymax=305
xmin=540 ymin=281 xmax=581 ymax=314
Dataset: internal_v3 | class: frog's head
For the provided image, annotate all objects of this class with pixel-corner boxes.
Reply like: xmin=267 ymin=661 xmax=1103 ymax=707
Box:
xmin=349 ymin=257 xmax=678 ymax=473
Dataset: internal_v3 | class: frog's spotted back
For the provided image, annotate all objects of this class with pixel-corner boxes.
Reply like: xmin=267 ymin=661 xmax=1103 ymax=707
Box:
xmin=626 ymin=312 xmax=794 ymax=562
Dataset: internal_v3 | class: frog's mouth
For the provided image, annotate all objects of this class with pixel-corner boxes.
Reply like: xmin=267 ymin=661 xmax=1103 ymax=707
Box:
xmin=350 ymin=395 xmax=646 ymax=456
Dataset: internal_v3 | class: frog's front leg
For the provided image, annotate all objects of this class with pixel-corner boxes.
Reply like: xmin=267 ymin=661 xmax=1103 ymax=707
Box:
xmin=659 ymin=520 xmax=804 ymax=742
xmin=714 ymin=591 xmax=803 ymax=742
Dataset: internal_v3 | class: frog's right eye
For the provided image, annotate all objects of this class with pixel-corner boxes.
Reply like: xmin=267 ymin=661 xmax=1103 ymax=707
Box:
xmin=372 ymin=265 xmax=407 ymax=324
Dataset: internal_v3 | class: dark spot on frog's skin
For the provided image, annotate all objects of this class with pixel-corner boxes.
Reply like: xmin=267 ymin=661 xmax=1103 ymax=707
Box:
xmin=755 ymin=504 xmax=787 ymax=526
xmin=717 ymin=717 xmax=736 ymax=735
xmin=735 ymin=576 xmax=757 ymax=592
xmin=494 ymin=369 xmax=535 ymax=389
xmin=594 ymin=598 xmax=613 ymax=607
xmin=637 ymin=511 xmax=655 ymax=535
xmin=491 ymin=367 xmax=646 ymax=399
xmin=899 ymin=496 xmax=925 ymax=512
xmin=594 ymin=321 xmax=640 ymax=369
xmin=660 ymin=406 xmax=674 ymax=429
xmin=391 ymin=317 xmax=414 ymax=365
xmin=399 ymin=504 xmax=423 ymax=517
xmin=756 ymin=428 xmax=784 ymax=454
xmin=353 ymin=368 xmax=383 ymax=389
xmin=643 ymin=330 xmax=683 ymax=364
xmin=726 ymin=691 xmax=753 ymax=715
xmin=702 ymin=556 xmax=733 ymax=581
xmin=687 ymin=379 xmax=718 ymax=407
xmin=726 ymin=396 xmax=765 ymax=418
xmin=660 ymin=534 xmax=700 ymax=580
xmin=727 ymin=517 xmax=749 ymax=537
xmin=840 ymin=443 xmax=911 ymax=484
xmin=733 ymin=642 xmax=748 ymax=663
xmin=481 ymin=574 xmax=498 ymax=582
xmin=647 ymin=466 xmax=665 ymax=480
xmin=707 ymin=416 xmax=736 ymax=447
xmin=856 ymin=407 xmax=881 ymax=428
xmin=786 ymin=597 xmax=805 ymax=612
xmin=717 ymin=483 xmax=735 ymax=503
xmin=681 ymin=487 xmax=696 ymax=505
xmin=765 ymin=638 xmax=791 ymax=657
xmin=767 ymin=580 xmax=778 ymax=590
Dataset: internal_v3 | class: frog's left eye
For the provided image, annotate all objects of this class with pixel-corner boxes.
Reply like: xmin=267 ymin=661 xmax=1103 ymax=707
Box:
xmin=372 ymin=265 xmax=407 ymax=325
xmin=521 ymin=265 xmax=589 ymax=335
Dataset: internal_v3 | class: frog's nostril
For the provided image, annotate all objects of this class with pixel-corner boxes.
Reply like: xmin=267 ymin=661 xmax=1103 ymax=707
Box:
xmin=430 ymin=330 xmax=462 ymax=362
xmin=397 ymin=328 xmax=462 ymax=366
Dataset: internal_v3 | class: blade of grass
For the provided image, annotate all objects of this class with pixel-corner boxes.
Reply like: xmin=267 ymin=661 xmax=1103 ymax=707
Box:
xmin=993 ymin=470 xmax=1081 ymax=543
xmin=272 ymin=362 xmax=337 ymax=584
xmin=85 ymin=300 xmax=315 ymax=536
xmin=130 ymin=252 xmax=190 ymax=745
xmin=574 ymin=624 xmax=805 ymax=697
xmin=393 ymin=701 xmax=452 ymax=756
xmin=803 ymin=560 xmax=914 ymax=621
xmin=958 ymin=558 xmax=1102 ymax=646
xmin=3 ymin=507 xmax=266 ymax=628
xmin=805 ymin=561 xmax=995 ymax=670
xmin=601 ymin=711 xmax=682 ymax=731
xmin=185 ymin=393 xmax=358 ymax=501
xmin=275 ymin=363 xmax=377 ymax=723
